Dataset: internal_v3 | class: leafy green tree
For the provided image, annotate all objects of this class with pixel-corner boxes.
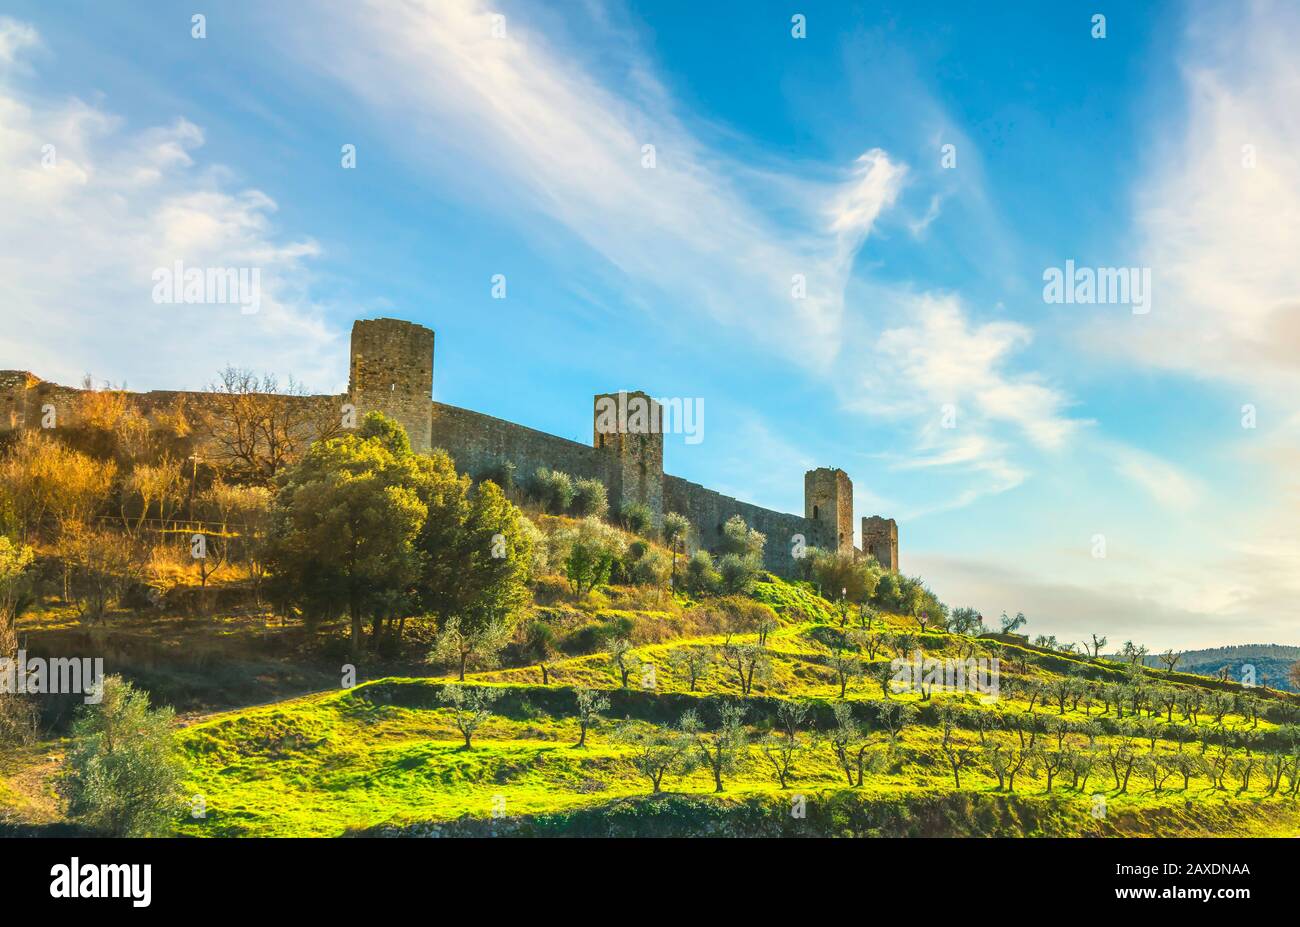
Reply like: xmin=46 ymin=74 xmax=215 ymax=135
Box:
xmin=719 ymin=514 xmax=765 ymax=559
xmin=626 ymin=545 xmax=671 ymax=587
xmin=620 ymin=502 xmax=654 ymax=537
xmin=417 ymin=474 xmax=534 ymax=648
xmin=812 ymin=550 xmax=880 ymax=604
xmin=266 ymin=413 xmax=429 ymax=661
xmin=1000 ymin=611 xmax=1028 ymax=635
xmin=0 ymin=536 xmax=34 ymax=641
xmin=718 ymin=552 xmax=760 ymax=595
xmin=0 ymin=537 xmax=37 ymax=744
xmin=828 ymin=701 xmax=895 ymax=787
xmin=559 ymin=518 xmax=621 ymax=598
xmin=605 ymin=637 xmax=637 ymax=687
xmin=947 ymin=607 xmax=984 ymax=636
xmin=828 ymin=630 xmax=862 ymax=698
xmin=62 ymin=675 xmax=185 ymax=836
xmin=720 ymin=638 xmax=770 ymax=696
xmin=528 ymin=467 xmax=574 ymax=513
xmin=520 ymin=619 xmax=558 ymax=684
xmin=668 ymin=646 xmax=713 ymax=692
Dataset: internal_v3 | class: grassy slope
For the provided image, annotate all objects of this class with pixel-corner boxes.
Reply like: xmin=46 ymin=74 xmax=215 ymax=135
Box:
xmin=163 ymin=576 xmax=1300 ymax=838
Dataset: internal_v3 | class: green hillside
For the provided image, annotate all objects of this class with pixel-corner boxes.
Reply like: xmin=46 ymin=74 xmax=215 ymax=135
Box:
xmin=161 ymin=574 xmax=1300 ymax=838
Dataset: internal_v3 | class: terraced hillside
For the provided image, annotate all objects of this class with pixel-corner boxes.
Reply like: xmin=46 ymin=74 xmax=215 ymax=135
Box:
xmin=168 ymin=575 xmax=1300 ymax=838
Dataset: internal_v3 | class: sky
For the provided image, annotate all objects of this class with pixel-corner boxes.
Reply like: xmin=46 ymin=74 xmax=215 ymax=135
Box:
xmin=1 ymin=0 xmax=1298 ymax=651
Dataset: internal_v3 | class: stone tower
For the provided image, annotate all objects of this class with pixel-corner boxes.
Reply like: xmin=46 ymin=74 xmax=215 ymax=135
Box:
xmin=593 ymin=390 xmax=664 ymax=525
xmin=862 ymin=515 xmax=899 ymax=573
xmin=804 ymin=467 xmax=854 ymax=556
xmin=348 ymin=318 xmax=434 ymax=453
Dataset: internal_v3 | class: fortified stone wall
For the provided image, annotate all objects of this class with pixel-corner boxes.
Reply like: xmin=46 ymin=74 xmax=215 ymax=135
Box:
xmin=663 ymin=474 xmax=833 ymax=574
xmin=431 ymin=401 xmax=607 ymax=486
xmin=1 ymin=373 xmax=83 ymax=432
xmin=1 ymin=316 xmax=900 ymax=576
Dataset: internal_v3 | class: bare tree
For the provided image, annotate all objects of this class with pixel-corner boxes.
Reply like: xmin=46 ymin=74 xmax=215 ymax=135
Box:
xmin=759 ymin=700 xmax=810 ymax=788
xmin=720 ymin=637 xmax=770 ymax=696
xmin=200 ymin=367 xmax=334 ymax=483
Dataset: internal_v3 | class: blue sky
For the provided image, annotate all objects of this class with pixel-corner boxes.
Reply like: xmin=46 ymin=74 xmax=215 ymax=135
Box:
xmin=2 ymin=1 xmax=1298 ymax=650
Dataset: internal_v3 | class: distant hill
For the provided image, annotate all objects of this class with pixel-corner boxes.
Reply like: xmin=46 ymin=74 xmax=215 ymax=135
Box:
xmin=1113 ymin=645 xmax=1300 ymax=692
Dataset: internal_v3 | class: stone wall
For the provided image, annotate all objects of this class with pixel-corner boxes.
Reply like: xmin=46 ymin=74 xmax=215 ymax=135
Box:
xmin=1 ymin=317 xmax=898 ymax=578
xmin=662 ymin=474 xmax=832 ymax=574
xmin=430 ymin=401 xmax=607 ymax=487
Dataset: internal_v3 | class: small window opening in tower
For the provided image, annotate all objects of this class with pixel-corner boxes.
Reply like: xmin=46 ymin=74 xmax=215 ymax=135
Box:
xmin=813 ymin=504 xmax=819 ymax=520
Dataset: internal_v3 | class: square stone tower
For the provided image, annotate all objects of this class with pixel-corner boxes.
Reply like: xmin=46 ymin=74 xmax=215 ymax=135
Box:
xmin=348 ymin=318 xmax=434 ymax=453
xmin=804 ymin=467 xmax=854 ymax=555
xmin=594 ymin=390 xmax=664 ymax=525
xmin=862 ymin=515 xmax=898 ymax=573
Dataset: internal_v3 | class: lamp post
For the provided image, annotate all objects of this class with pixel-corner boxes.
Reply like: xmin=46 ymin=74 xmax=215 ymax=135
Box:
xmin=187 ymin=453 xmax=202 ymax=524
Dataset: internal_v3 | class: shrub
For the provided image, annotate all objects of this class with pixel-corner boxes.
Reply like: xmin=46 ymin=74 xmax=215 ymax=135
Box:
xmin=718 ymin=552 xmax=761 ymax=595
xmin=620 ymin=502 xmax=654 ymax=538
xmin=684 ymin=549 xmax=721 ymax=596
xmin=553 ymin=517 xmax=627 ymax=598
xmin=529 ymin=467 xmax=575 ymax=514
xmin=719 ymin=514 xmax=765 ymax=560
xmin=571 ymin=478 xmax=609 ymax=518
xmin=62 ymin=675 xmax=186 ymax=837
xmin=628 ymin=547 xmax=671 ymax=587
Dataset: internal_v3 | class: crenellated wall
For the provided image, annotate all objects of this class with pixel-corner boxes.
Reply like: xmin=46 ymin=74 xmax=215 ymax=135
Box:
xmin=663 ymin=474 xmax=834 ymax=574
xmin=430 ymin=401 xmax=607 ymax=486
xmin=0 ymin=316 xmax=899 ymax=576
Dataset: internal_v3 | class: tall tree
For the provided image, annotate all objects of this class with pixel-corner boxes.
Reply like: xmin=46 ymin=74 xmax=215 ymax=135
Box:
xmin=266 ymin=413 xmax=429 ymax=662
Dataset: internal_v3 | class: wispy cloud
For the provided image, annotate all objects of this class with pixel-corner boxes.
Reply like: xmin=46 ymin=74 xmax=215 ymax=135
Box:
xmin=0 ymin=22 xmax=338 ymax=392
xmin=281 ymin=0 xmax=1082 ymax=517
xmin=1095 ymin=0 xmax=1300 ymax=391
xmin=0 ymin=16 xmax=38 ymax=67
xmin=1105 ymin=443 xmax=1205 ymax=513
xmin=287 ymin=0 xmax=903 ymax=372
